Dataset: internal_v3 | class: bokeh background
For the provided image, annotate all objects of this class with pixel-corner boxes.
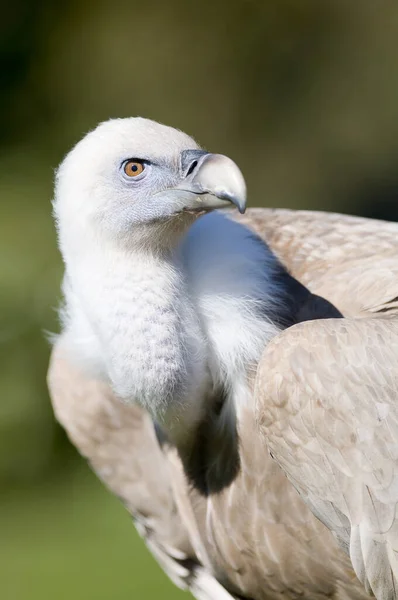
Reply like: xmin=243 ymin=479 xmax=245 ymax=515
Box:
xmin=2 ymin=1 xmax=398 ymax=598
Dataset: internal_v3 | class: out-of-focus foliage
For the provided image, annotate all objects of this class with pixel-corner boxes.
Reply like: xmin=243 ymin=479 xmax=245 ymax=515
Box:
xmin=1 ymin=1 xmax=398 ymax=599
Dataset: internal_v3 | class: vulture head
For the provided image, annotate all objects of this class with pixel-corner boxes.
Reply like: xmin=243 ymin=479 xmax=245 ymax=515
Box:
xmin=54 ymin=117 xmax=246 ymax=252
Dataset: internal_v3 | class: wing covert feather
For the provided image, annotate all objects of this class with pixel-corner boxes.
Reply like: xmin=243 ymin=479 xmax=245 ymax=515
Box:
xmin=255 ymin=317 xmax=398 ymax=599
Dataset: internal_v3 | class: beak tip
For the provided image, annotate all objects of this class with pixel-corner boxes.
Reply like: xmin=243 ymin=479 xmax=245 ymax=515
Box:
xmin=219 ymin=191 xmax=247 ymax=214
xmin=231 ymin=194 xmax=247 ymax=215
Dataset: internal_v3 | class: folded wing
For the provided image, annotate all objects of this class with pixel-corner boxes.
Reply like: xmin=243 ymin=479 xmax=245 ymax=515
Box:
xmin=48 ymin=344 xmax=237 ymax=600
xmin=255 ymin=317 xmax=398 ymax=600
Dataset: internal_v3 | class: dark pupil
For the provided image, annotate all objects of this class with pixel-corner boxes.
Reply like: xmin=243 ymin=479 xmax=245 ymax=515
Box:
xmin=131 ymin=164 xmax=138 ymax=172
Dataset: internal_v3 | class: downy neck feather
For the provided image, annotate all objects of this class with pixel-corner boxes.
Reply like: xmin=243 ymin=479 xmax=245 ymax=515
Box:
xmin=63 ymin=233 xmax=209 ymax=438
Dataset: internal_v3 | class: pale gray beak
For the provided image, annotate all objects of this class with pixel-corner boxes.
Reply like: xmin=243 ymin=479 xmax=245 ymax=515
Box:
xmin=178 ymin=150 xmax=247 ymax=214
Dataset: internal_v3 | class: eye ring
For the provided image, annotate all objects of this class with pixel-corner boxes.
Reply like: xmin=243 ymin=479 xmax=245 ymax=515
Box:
xmin=123 ymin=159 xmax=145 ymax=178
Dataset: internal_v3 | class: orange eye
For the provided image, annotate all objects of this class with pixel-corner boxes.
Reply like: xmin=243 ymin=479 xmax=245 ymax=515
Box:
xmin=124 ymin=160 xmax=145 ymax=177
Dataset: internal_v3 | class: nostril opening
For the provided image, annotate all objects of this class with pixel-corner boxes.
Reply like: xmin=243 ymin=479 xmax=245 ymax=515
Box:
xmin=186 ymin=160 xmax=198 ymax=177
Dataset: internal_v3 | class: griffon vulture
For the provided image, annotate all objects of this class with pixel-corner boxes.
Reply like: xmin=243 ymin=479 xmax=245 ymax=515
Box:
xmin=48 ymin=118 xmax=398 ymax=600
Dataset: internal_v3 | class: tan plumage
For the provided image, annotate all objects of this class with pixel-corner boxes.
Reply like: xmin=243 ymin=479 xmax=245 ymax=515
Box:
xmin=48 ymin=347 xmax=234 ymax=600
xmin=48 ymin=208 xmax=398 ymax=599
xmin=250 ymin=211 xmax=398 ymax=600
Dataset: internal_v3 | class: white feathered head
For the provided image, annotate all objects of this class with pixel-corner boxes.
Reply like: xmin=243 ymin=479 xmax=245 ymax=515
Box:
xmin=54 ymin=117 xmax=246 ymax=252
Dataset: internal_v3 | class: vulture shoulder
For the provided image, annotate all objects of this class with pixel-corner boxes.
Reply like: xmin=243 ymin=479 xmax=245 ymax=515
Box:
xmin=235 ymin=208 xmax=398 ymax=316
xmin=252 ymin=210 xmax=398 ymax=599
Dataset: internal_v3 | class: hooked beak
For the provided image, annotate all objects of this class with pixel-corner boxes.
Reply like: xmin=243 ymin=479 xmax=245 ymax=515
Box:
xmin=177 ymin=150 xmax=247 ymax=214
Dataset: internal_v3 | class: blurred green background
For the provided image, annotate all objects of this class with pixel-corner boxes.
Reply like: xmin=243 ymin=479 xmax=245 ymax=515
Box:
xmin=2 ymin=1 xmax=398 ymax=598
